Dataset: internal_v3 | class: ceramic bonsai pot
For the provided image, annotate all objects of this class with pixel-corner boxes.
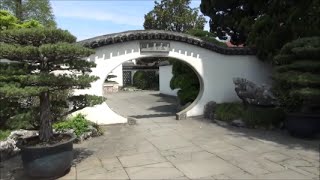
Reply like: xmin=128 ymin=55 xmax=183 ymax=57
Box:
xmin=16 ymin=133 xmax=76 ymax=178
xmin=286 ymin=113 xmax=320 ymax=138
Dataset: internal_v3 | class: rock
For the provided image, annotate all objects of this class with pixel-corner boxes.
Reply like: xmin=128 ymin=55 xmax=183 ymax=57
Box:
xmin=203 ymin=101 xmax=217 ymax=120
xmin=127 ymin=117 xmax=137 ymax=125
xmin=8 ymin=130 xmax=38 ymax=141
xmin=231 ymin=119 xmax=246 ymax=127
xmin=0 ymin=130 xmax=38 ymax=161
xmin=214 ymin=120 xmax=228 ymax=127
xmin=233 ymin=77 xmax=278 ymax=106
xmin=54 ymin=129 xmax=75 ymax=135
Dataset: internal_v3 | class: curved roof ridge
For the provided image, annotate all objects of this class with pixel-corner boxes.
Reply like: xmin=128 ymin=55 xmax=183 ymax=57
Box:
xmin=78 ymin=30 xmax=256 ymax=55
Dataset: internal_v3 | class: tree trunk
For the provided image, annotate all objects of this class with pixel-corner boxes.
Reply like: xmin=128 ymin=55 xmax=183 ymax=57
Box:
xmin=15 ymin=0 xmax=22 ymax=21
xmin=39 ymin=91 xmax=53 ymax=142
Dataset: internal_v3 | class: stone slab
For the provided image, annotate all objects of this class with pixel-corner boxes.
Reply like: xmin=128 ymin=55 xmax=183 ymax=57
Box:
xmin=118 ymin=151 xmax=167 ymax=168
xmin=173 ymin=156 xmax=241 ymax=179
xmin=125 ymin=162 xmax=185 ymax=179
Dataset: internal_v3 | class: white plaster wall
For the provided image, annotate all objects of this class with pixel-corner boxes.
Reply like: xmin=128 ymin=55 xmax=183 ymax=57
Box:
xmin=108 ymin=64 xmax=123 ymax=86
xmin=159 ymin=65 xmax=178 ymax=96
xmin=74 ymin=40 xmax=272 ymax=124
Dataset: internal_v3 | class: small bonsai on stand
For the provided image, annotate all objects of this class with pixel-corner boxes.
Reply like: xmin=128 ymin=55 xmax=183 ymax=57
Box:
xmin=0 ymin=28 xmax=103 ymax=178
xmin=105 ymin=74 xmax=117 ymax=83
xmin=273 ymin=37 xmax=320 ymax=138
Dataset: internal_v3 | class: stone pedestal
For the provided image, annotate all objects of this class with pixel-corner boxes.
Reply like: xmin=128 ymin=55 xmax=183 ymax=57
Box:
xmin=103 ymin=82 xmax=119 ymax=94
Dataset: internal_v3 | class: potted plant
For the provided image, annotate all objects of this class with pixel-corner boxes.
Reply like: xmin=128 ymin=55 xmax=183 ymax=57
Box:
xmin=273 ymin=37 xmax=320 ymax=138
xmin=0 ymin=27 xmax=103 ymax=178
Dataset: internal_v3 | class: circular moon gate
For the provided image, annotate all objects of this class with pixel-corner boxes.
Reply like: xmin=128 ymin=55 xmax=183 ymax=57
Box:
xmin=74 ymin=30 xmax=271 ymax=125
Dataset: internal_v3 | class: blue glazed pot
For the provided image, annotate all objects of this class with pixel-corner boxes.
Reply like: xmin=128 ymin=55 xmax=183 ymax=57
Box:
xmin=16 ymin=133 xmax=76 ymax=178
xmin=286 ymin=113 xmax=320 ymax=138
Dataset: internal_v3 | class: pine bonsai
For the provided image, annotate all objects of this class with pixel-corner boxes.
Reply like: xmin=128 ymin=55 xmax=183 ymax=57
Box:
xmin=0 ymin=27 xmax=103 ymax=142
xmin=273 ymin=37 xmax=320 ymax=113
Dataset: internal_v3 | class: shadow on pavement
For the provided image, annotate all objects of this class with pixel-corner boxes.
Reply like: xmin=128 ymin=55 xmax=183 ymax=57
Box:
xmin=148 ymin=104 xmax=177 ymax=113
xmin=130 ymin=113 xmax=175 ymax=119
xmin=196 ymin=118 xmax=320 ymax=152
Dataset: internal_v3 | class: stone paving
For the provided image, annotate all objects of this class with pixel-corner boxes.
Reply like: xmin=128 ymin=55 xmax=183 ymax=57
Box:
xmin=1 ymin=91 xmax=319 ymax=179
xmin=67 ymin=117 xmax=319 ymax=180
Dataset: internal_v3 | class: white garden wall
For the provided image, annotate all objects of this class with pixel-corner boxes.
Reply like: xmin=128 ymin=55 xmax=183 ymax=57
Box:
xmin=159 ymin=65 xmax=178 ymax=97
xmin=74 ymin=33 xmax=272 ymax=125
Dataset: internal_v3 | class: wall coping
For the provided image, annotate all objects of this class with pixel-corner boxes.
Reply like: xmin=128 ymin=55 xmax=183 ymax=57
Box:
xmin=78 ymin=30 xmax=256 ymax=55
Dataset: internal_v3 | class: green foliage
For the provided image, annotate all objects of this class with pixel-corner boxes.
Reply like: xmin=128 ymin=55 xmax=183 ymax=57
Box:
xmin=0 ymin=28 xmax=77 ymax=46
xmin=213 ymin=103 xmax=285 ymax=128
xmin=0 ymin=130 xmax=10 ymax=141
xmin=275 ymin=61 xmax=320 ymax=73
xmin=186 ymin=29 xmax=227 ymax=47
xmin=0 ymin=27 xmax=102 ymax=141
xmin=0 ymin=0 xmax=56 ymax=27
xmin=53 ymin=114 xmax=90 ymax=137
xmin=5 ymin=111 xmax=38 ymax=130
xmin=144 ymin=0 xmax=206 ymax=33
xmin=0 ymin=10 xmax=42 ymax=30
xmin=170 ymin=61 xmax=199 ymax=105
xmin=133 ymin=71 xmax=159 ymax=90
xmin=215 ymin=103 xmax=243 ymax=122
xmin=200 ymin=0 xmax=320 ymax=61
xmin=272 ymin=37 xmax=320 ymax=113
xmin=242 ymin=106 xmax=285 ymax=128
xmin=133 ymin=71 xmax=147 ymax=89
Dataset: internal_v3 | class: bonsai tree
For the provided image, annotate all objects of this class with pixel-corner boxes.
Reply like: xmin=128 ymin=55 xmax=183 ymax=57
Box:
xmin=105 ymin=74 xmax=117 ymax=83
xmin=0 ymin=27 xmax=103 ymax=142
xmin=272 ymin=37 xmax=320 ymax=137
xmin=0 ymin=10 xmax=44 ymax=129
xmin=273 ymin=37 xmax=320 ymax=113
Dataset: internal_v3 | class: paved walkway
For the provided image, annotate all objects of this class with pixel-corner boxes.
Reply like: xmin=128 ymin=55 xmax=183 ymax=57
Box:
xmin=1 ymin=91 xmax=319 ymax=179
xmin=106 ymin=91 xmax=178 ymax=118
xmin=68 ymin=117 xmax=319 ymax=180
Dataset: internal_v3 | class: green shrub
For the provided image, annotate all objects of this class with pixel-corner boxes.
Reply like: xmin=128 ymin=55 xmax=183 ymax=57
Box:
xmin=133 ymin=71 xmax=148 ymax=89
xmin=242 ymin=106 xmax=285 ymax=128
xmin=53 ymin=114 xmax=92 ymax=137
xmin=215 ymin=103 xmax=243 ymax=122
xmin=0 ymin=130 xmax=10 ymax=141
xmin=272 ymin=37 xmax=320 ymax=113
xmin=133 ymin=71 xmax=159 ymax=90
xmin=170 ymin=61 xmax=200 ymax=105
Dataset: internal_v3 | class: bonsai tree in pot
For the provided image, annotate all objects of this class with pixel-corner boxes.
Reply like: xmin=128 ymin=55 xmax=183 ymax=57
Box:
xmin=0 ymin=27 xmax=103 ymax=178
xmin=273 ymin=37 xmax=320 ymax=138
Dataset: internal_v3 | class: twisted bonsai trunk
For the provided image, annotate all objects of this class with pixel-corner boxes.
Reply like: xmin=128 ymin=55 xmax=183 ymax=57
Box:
xmin=39 ymin=91 xmax=53 ymax=142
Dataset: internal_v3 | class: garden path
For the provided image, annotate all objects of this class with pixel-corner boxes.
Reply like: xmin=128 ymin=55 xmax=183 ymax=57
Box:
xmin=1 ymin=91 xmax=319 ymax=179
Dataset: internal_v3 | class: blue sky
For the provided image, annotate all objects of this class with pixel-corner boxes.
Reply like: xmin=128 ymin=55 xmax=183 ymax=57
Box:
xmin=50 ymin=0 xmax=209 ymax=41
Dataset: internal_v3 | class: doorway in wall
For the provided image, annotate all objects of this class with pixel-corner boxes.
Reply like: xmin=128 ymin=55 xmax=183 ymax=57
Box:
xmin=103 ymin=57 xmax=201 ymax=120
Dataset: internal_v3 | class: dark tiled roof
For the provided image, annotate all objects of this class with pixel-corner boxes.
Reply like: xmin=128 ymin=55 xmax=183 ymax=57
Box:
xmin=78 ymin=30 xmax=256 ymax=55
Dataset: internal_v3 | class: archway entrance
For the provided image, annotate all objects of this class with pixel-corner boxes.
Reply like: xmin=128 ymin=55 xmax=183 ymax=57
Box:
xmin=104 ymin=57 xmax=201 ymax=120
xmin=74 ymin=30 xmax=271 ymax=125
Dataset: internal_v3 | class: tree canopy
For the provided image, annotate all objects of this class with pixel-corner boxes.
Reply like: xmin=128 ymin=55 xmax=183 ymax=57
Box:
xmin=0 ymin=0 xmax=56 ymax=27
xmin=0 ymin=10 xmax=42 ymax=30
xmin=200 ymin=0 xmax=320 ymax=61
xmin=144 ymin=0 xmax=206 ymax=32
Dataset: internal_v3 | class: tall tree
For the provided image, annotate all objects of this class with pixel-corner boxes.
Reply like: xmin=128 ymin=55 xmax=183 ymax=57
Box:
xmin=144 ymin=0 xmax=206 ymax=32
xmin=200 ymin=0 xmax=320 ymax=61
xmin=0 ymin=0 xmax=56 ymax=27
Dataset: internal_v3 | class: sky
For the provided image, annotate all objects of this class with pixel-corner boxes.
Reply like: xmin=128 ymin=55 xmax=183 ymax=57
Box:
xmin=50 ymin=0 xmax=210 ymax=41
